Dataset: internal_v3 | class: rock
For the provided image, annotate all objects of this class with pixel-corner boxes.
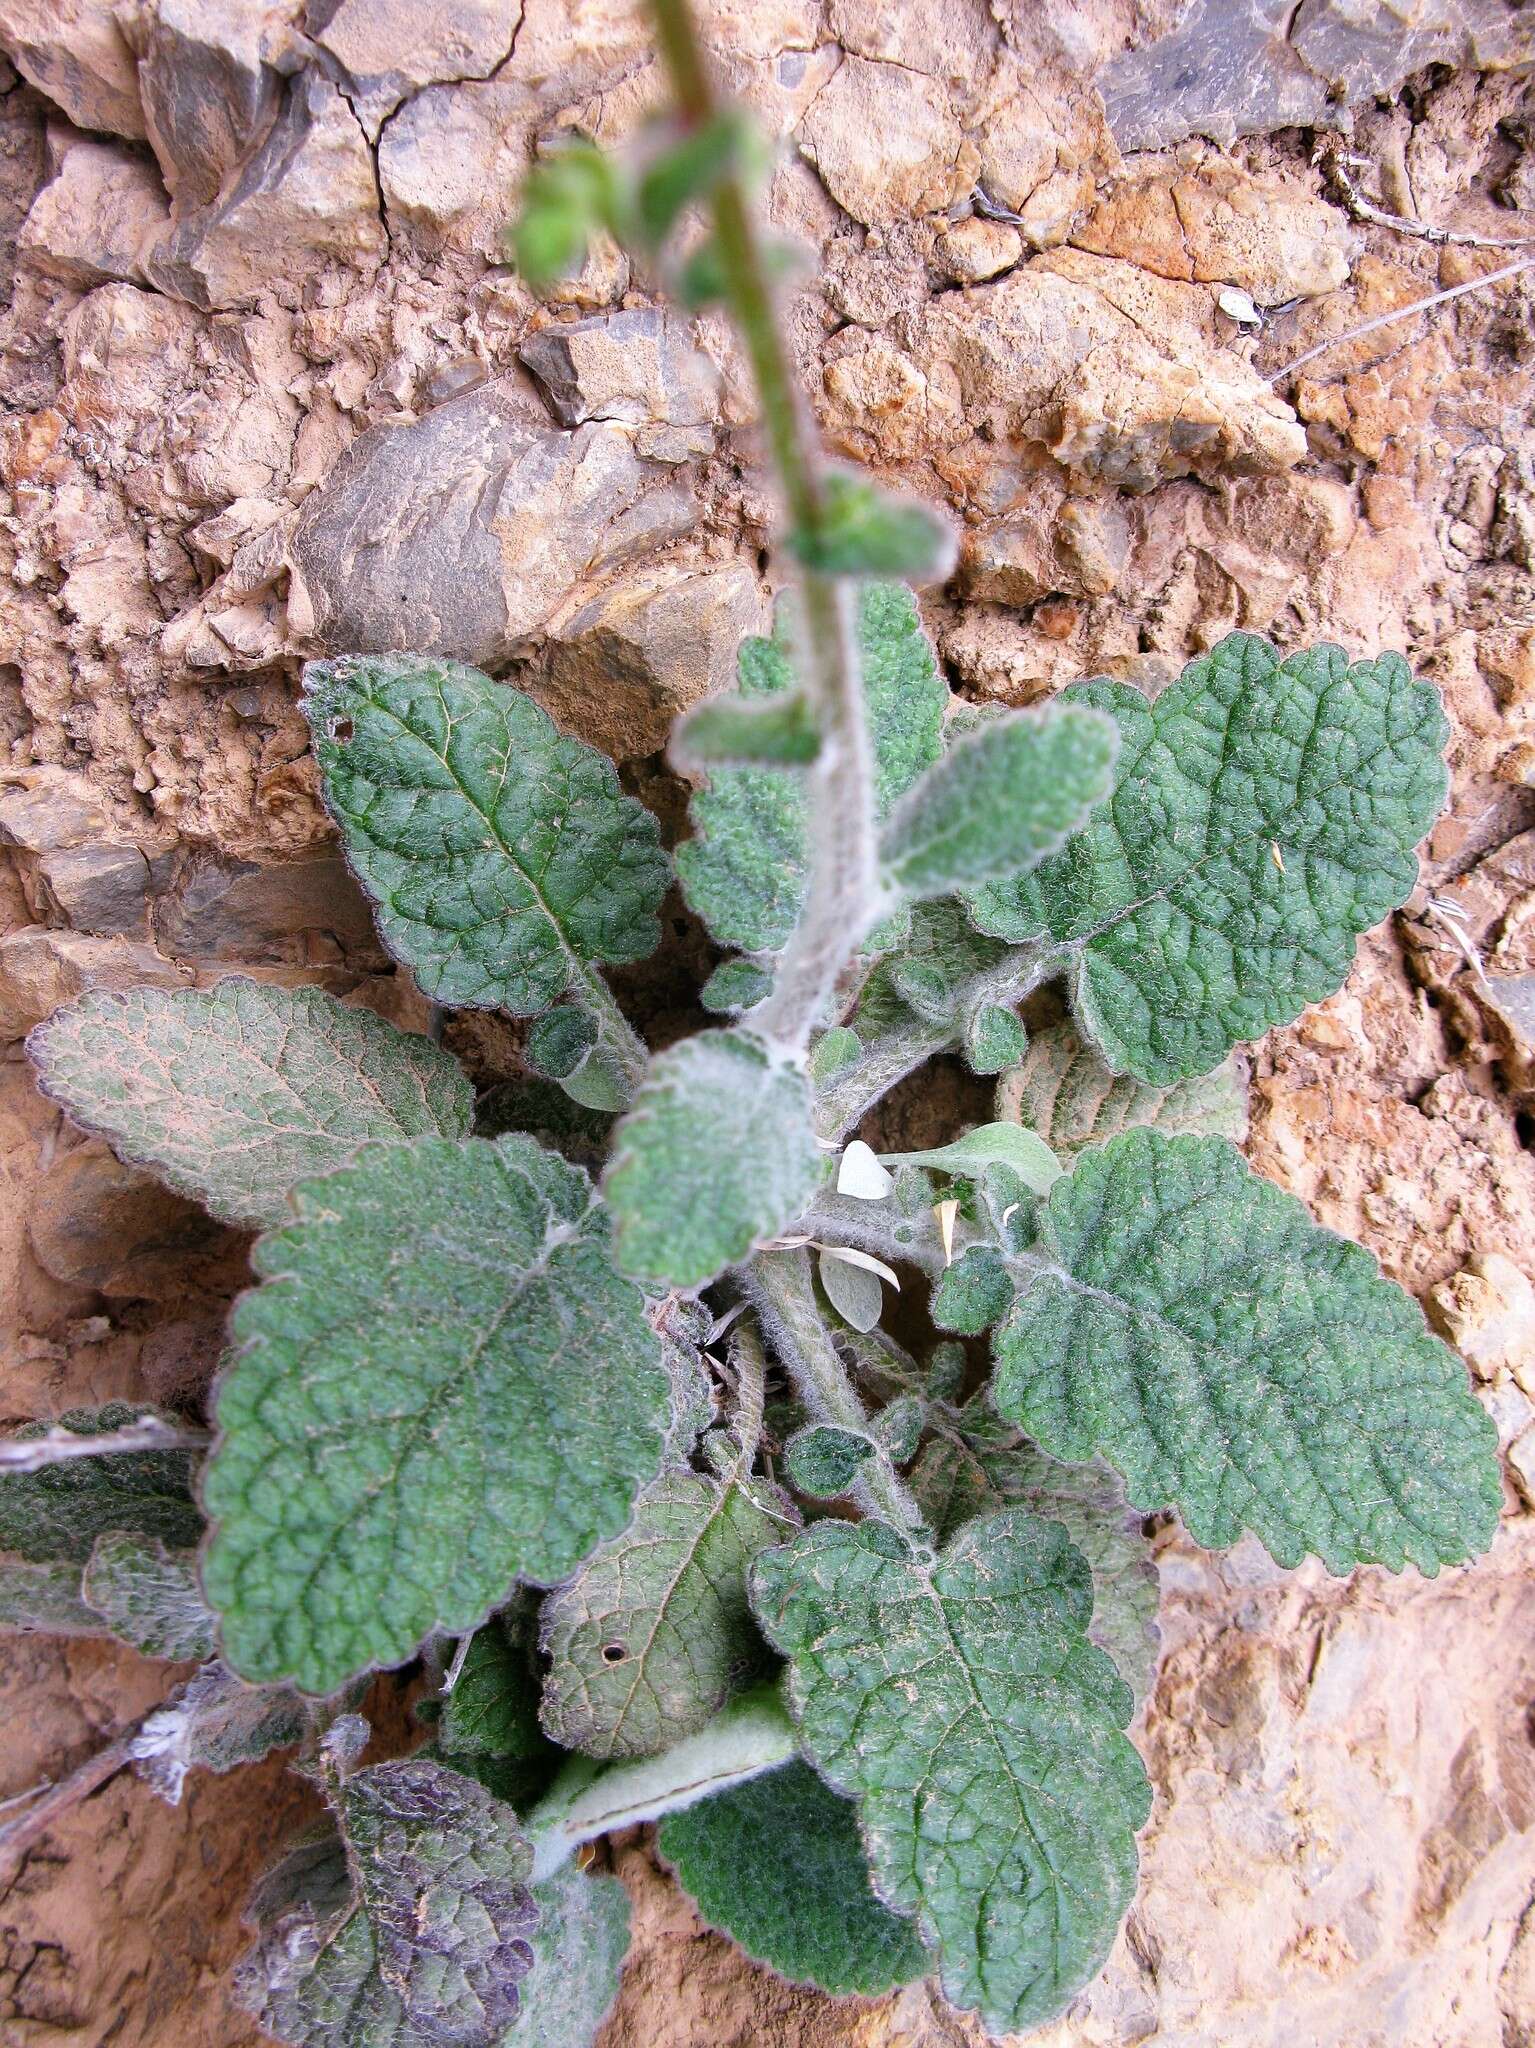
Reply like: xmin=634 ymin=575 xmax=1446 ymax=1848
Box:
xmin=287 ymin=377 xmax=691 ymax=665
xmin=916 ymin=247 xmax=1307 ymax=490
xmin=538 ymin=558 xmax=765 ymax=759
xmin=519 ymin=307 xmax=719 ymax=433
xmin=0 ymin=0 xmax=147 ymax=140
xmin=28 ymin=1141 xmax=230 ymax=1298
xmin=0 ymin=767 xmax=177 ymax=937
xmin=376 ymin=75 xmax=533 ymax=257
xmin=797 ymin=54 xmax=978 ymax=228
xmin=823 ymin=0 xmax=998 ymax=91
xmin=962 ymin=479 xmax=1131 ymax=605
xmin=0 ymin=928 xmax=186 ymax=1041
xmin=932 ymin=217 xmax=1022 ymax=284
xmin=1075 ymin=163 xmax=1355 ymax=305
xmin=1508 ymin=1428 xmax=1535 ymax=1509
xmin=143 ymin=71 xmax=386 ymax=308
xmin=152 ymin=849 xmax=382 ymax=964
xmin=308 ymin=0 xmax=522 ymax=139
xmin=1428 ymin=1252 xmax=1535 ymax=1388
xmin=128 ymin=0 xmax=283 ymax=208
xmin=18 ymin=130 xmax=170 ymax=288
xmin=971 ymin=42 xmax=1113 ymax=249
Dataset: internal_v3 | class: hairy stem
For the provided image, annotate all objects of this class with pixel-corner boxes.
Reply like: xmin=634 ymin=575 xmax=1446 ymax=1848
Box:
xmin=648 ymin=0 xmax=879 ymax=1055
xmin=574 ymin=969 xmax=652 ymax=1106
xmin=728 ymin=1318 xmax=767 ymax=1462
xmin=745 ymin=1250 xmax=929 ymax=1537
xmin=0 ymin=1419 xmax=212 ymax=1473
xmin=525 ymin=1683 xmax=795 ymax=1880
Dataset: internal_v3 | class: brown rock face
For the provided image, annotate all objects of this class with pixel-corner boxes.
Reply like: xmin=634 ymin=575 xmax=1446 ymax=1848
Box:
xmin=1 ymin=2 xmax=1534 ymax=2044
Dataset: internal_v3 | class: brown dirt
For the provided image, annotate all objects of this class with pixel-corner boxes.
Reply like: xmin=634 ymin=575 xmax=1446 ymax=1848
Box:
xmin=0 ymin=5 xmax=1533 ymax=2046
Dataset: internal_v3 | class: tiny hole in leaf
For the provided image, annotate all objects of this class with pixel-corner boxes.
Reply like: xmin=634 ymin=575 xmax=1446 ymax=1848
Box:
xmin=332 ymin=717 xmax=354 ymax=743
xmin=601 ymin=1642 xmax=627 ymax=1664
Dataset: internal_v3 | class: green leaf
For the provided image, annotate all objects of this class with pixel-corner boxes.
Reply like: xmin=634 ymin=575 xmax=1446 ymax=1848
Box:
xmin=993 ymin=1130 xmax=1501 ymax=1572
xmin=872 ymin=1394 xmax=925 ymax=1466
xmin=673 ymin=692 xmax=821 ymax=769
xmin=203 ymin=1134 xmax=670 ymax=1694
xmin=303 ymin=653 xmax=669 ymax=1014
xmin=659 ymin=1761 xmax=930 ymax=1996
xmin=881 ymin=706 xmax=1117 ymax=898
xmin=700 ymin=958 xmax=774 ymax=1014
xmin=509 ymin=1862 xmax=631 ymax=2047
xmin=912 ymin=1408 xmax=1161 ymax=1704
xmin=438 ymin=1609 xmax=547 ymax=1762
xmin=750 ymin=1511 xmax=1150 ymax=2034
xmin=785 ymin=1424 xmax=876 ymax=1498
xmin=130 ymin=1662 xmax=307 ymax=1804
xmin=635 ymin=109 xmax=759 ymax=247
xmin=930 ymin=1245 xmax=1013 ymax=1335
xmin=883 ymin=1122 xmax=1061 ymax=1193
xmin=605 ymin=1030 xmax=822 ymax=1289
xmin=0 ymin=1404 xmax=203 ymax=1565
xmin=998 ymin=1017 xmax=1248 ymax=1156
xmin=539 ymin=1469 xmax=790 ymax=1758
xmin=81 ymin=1532 xmax=215 ymax=1660
xmin=966 ymin=635 xmax=1449 ymax=1083
xmin=235 ymin=1755 xmax=535 ymax=2047
xmin=508 ymin=143 xmax=621 ymax=285
xmin=851 ymin=900 xmax=1007 ymax=1042
xmin=807 ymin=1026 xmax=862 ymax=1083
xmin=474 ymin=1079 xmax=612 ymax=1168
xmin=525 ymin=1005 xmax=598 ymax=1082
xmin=963 ymin=1003 xmax=1026 ymax=1077
xmin=0 ymin=1555 xmax=106 ymax=1634
xmin=787 ymin=474 xmax=956 ymax=583
xmin=887 ymin=959 xmax=952 ymax=1023
xmin=676 ymin=585 xmax=946 ymax=953
xmin=28 ymin=981 xmax=474 ymax=1230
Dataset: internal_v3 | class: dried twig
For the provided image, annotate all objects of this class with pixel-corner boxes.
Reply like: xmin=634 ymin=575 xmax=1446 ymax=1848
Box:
xmin=0 ymin=1729 xmax=139 ymax=1886
xmin=1326 ymin=148 xmax=1535 ymax=252
xmin=1267 ymin=253 xmax=1535 ymax=384
xmin=0 ymin=1417 xmax=213 ymax=1474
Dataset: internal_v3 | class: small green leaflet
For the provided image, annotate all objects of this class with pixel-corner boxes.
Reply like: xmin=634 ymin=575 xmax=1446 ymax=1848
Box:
xmin=436 ymin=1607 xmax=549 ymax=1765
xmin=0 ymin=1556 xmax=106 ymax=1634
xmin=676 ymin=584 xmax=946 ymax=953
xmin=964 ymin=1003 xmax=1027 ymax=1076
xmin=998 ymin=1017 xmax=1247 ymax=1156
xmin=28 ymin=981 xmax=474 ymax=1230
xmin=303 ymin=653 xmax=669 ymax=1013
xmin=203 ymin=1134 xmax=670 ymax=1694
xmin=966 ymin=635 xmax=1450 ymax=1083
xmin=605 ymin=1030 xmax=822 ymax=1289
xmin=992 ymin=1130 xmax=1501 ymax=1573
xmin=883 ymin=1122 xmax=1062 ymax=1193
xmin=751 ymin=1512 xmax=1150 ymax=2034
xmin=509 ymin=1863 xmax=631 ymax=2047
xmin=786 ymin=473 xmax=956 ymax=582
xmin=235 ymin=1756 xmax=535 ymax=2048
xmin=673 ymin=691 xmax=821 ymax=768
xmin=539 ymin=1468 xmax=790 ymax=1758
xmin=0 ymin=1404 xmax=203 ymax=1564
xmin=659 ymin=1761 xmax=930 ymax=1997
xmin=81 ymin=1533 xmax=215 ymax=1660
xmin=931 ymin=1246 xmax=1013 ymax=1334
xmin=130 ymin=1662 xmax=307 ymax=1805
xmin=880 ymin=704 xmax=1117 ymax=898
xmin=851 ymin=900 xmax=1007 ymax=1043
xmin=785 ymin=1423 xmax=876 ymax=1498
xmin=700 ymin=957 xmax=775 ymax=1014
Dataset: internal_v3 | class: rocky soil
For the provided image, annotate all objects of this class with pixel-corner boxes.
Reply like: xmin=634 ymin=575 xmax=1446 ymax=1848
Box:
xmin=0 ymin=1 xmax=1534 ymax=2043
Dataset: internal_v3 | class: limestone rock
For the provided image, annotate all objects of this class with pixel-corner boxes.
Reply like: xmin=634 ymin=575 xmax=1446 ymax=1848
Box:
xmin=151 ymin=848 xmax=381 ymax=964
xmin=0 ymin=0 xmax=147 ymax=140
xmin=1075 ymin=163 xmax=1355 ymax=305
xmin=916 ymin=247 xmax=1307 ymax=490
xmin=28 ymin=1140 xmax=231 ymax=1297
xmin=18 ymin=130 xmax=170 ymax=288
xmin=823 ymin=0 xmax=998 ymax=92
xmin=971 ymin=42 xmax=1114 ymax=249
xmin=538 ymin=557 xmax=765 ymax=759
xmin=129 ymin=0 xmax=283 ymax=208
xmin=288 ymin=378 xmax=690 ymax=664
xmin=932 ymin=217 xmax=1022 ymax=284
xmin=143 ymin=71 xmax=385 ymax=308
xmin=0 ymin=928 xmax=186 ymax=1042
xmin=962 ymin=478 xmax=1131 ymax=605
xmin=520 ymin=308 xmax=719 ymax=435
xmin=1428 ymin=1252 xmax=1535 ymax=1388
xmin=797 ymin=54 xmax=978 ymax=228
xmin=0 ymin=767 xmax=176 ymax=938
xmin=377 ymin=75 xmax=533 ymax=257
xmin=308 ymin=0 xmax=522 ymax=139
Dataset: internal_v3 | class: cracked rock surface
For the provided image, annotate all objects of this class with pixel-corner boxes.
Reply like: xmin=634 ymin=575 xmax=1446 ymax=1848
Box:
xmin=1 ymin=2 xmax=1535 ymax=2044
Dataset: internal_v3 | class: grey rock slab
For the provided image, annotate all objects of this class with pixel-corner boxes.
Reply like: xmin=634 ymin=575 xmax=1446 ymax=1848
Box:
xmin=18 ymin=131 xmax=170 ymax=287
xmin=0 ymin=0 xmax=147 ymax=139
xmin=307 ymin=0 xmax=522 ymax=140
xmin=152 ymin=850 xmax=382 ymax=966
xmin=131 ymin=0 xmax=283 ymax=207
xmin=520 ymin=307 xmax=719 ymax=430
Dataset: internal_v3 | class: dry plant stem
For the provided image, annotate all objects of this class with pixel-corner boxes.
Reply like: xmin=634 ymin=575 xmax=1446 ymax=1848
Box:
xmin=1269 ymin=252 xmax=1535 ymax=382
xmin=1326 ymin=150 xmax=1535 ymax=249
xmin=648 ymin=0 xmax=879 ymax=1055
xmin=0 ymin=1728 xmax=138 ymax=1887
xmin=746 ymin=1249 xmax=929 ymax=1538
xmin=0 ymin=1419 xmax=213 ymax=1473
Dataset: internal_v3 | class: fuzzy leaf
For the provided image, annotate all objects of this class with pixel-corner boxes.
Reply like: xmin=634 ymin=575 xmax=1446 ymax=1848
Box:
xmin=931 ymin=1247 xmax=1014 ymax=1335
xmin=539 ymin=1469 xmax=789 ymax=1758
xmin=0 ymin=1404 xmax=203 ymax=1565
xmin=437 ymin=1608 xmax=548 ymax=1764
xmin=131 ymin=1662 xmax=306 ymax=1804
xmin=674 ymin=692 xmax=821 ymax=769
xmin=817 ymin=1247 xmax=885 ymax=1332
xmin=787 ymin=475 xmax=956 ymax=582
xmin=964 ymin=1004 xmax=1027 ymax=1077
xmin=203 ymin=1134 xmax=670 ymax=1694
xmin=884 ymin=1122 xmax=1061 ymax=1193
xmin=881 ymin=706 xmax=1117 ymax=898
xmin=525 ymin=1006 xmax=597 ymax=1081
xmin=785 ymin=1424 xmax=876 ymax=1498
xmin=510 ymin=1863 xmax=631 ymax=2047
xmin=659 ymin=1761 xmax=930 ymax=1996
xmin=236 ymin=1755 xmax=535 ymax=2047
xmin=751 ymin=1512 xmax=1150 ymax=2034
xmin=966 ymin=635 xmax=1448 ymax=1083
xmin=873 ymin=1394 xmax=925 ymax=1466
xmin=998 ymin=1018 xmax=1247 ymax=1156
xmin=605 ymin=1030 xmax=822 ymax=1289
xmin=82 ymin=1532 xmax=215 ymax=1660
xmin=993 ymin=1130 xmax=1500 ymax=1572
xmin=0 ymin=1555 xmax=106 ymax=1634
xmin=303 ymin=654 xmax=669 ymax=1013
xmin=676 ymin=584 xmax=946 ymax=952
xmin=700 ymin=958 xmax=774 ymax=1013
xmin=28 ymin=982 xmax=473 ymax=1230
xmin=852 ymin=901 xmax=1007 ymax=1042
